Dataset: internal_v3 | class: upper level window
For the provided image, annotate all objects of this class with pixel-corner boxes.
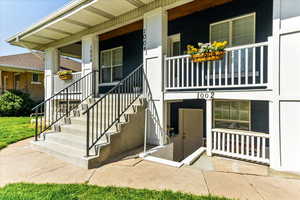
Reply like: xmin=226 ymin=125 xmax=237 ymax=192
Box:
xmin=210 ymin=13 xmax=255 ymax=47
xmin=168 ymin=33 xmax=181 ymax=57
xmin=101 ymin=47 xmax=123 ymax=84
xmin=213 ymin=100 xmax=251 ymax=131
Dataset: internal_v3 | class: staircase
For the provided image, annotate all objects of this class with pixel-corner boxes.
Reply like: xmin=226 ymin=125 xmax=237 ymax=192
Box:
xmin=31 ymin=65 xmax=146 ymax=169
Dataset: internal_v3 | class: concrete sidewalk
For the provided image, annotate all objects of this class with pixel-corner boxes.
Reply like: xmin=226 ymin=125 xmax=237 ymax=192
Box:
xmin=1 ymin=138 xmax=300 ymax=200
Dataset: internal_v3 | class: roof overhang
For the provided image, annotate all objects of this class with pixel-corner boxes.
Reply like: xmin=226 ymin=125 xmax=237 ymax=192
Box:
xmin=7 ymin=0 xmax=233 ymax=51
xmin=7 ymin=0 xmax=189 ymax=51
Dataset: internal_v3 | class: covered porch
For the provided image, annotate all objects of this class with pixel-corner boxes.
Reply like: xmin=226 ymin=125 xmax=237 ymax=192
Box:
xmin=13 ymin=0 xmax=272 ymax=97
xmin=6 ymin=0 xmax=277 ymax=170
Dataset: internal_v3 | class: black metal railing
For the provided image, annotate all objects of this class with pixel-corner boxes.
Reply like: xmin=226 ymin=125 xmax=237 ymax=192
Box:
xmin=83 ymin=65 xmax=143 ymax=156
xmin=32 ymin=70 xmax=97 ymax=141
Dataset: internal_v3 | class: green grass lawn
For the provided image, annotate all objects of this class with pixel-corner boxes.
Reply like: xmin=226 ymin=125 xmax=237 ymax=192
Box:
xmin=0 ymin=183 xmax=232 ymax=200
xmin=0 ymin=117 xmax=34 ymax=150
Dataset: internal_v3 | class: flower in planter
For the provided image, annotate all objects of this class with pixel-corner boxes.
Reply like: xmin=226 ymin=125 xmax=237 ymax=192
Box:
xmin=57 ymin=70 xmax=72 ymax=76
xmin=187 ymin=41 xmax=228 ymax=63
xmin=57 ymin=70 xmax=73 ymax=80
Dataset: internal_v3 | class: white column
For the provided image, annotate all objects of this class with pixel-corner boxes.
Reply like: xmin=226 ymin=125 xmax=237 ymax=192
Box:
xmin=44 ymin=48 xmax=59 ymax=100
xmin=82 ymin=34 xmax=99 ymax=98
xmin=206 ymin=99 xmax=213 ymax=156
xmin=270 ymin=0 xmax=300 ymax=173
xmin=143 ymin=8 xmax=168 ymax=145
xmin=44 ymin=48 xmax=59 ymax=124
xmin=269 ymin=100 xmax=281 ymax=169
xmin=268 ymin=0 xmax=281 ymax=171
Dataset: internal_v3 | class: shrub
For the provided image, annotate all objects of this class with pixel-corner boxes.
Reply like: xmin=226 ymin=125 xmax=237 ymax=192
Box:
xmin=0 ymin=90 xmax=36 ymax=116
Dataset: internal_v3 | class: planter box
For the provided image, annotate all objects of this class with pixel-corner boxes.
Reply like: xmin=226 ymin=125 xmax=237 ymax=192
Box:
xmin=59 ymin=74 xmax=73 ymax=80
xmin=191 ymin=51 xmax=225 ymax=63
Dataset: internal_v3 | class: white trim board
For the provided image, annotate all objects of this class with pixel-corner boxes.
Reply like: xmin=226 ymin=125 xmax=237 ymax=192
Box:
xmin=181 ymin=147 xmax=206 ymax=165
xmin=143 ymin=156 xmax=184 ymax=168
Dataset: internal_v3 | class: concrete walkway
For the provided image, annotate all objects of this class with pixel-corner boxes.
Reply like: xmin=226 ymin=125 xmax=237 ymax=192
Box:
xmin=1 ymin=138 xmax=300 ymax=200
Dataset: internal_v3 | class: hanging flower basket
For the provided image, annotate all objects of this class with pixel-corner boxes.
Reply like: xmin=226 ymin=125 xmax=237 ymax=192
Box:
xmin=191 ymin=51 xmax=225 ymax=62
xmin=57 ymin=70 xmax=73 ymax=81
xmin=187 ymin=41 xmax=228 ymax=63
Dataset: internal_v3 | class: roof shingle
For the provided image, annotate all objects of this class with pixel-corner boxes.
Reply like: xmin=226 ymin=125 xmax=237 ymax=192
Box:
xmin=0 ymin=52 xmax=81 ymax=72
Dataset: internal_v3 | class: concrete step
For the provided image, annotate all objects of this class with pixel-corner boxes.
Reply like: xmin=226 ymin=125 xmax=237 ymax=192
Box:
xmin=31 ymin=140 xmax=100 ymax=168
xmin=32 ymin=96 xmax=146 ymax=169
xmin=45 ymin=132 xmax=108 ymax=150
xmin=60 ymin=123 xmax=119 ymax=137
xmin=90 ymin=97 xmax=143 ymax=106
xmin=71 ymin=114 xmax=128 ymax=126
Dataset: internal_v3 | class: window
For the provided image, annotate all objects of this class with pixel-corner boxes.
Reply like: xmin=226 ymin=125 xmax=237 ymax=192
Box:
xmin=32 ymin=73 xmax=39 ymax=82
xmin=213 ymin=100 xmax=251 ymax=131
xmin=101 ymin=47 xmax=123 ymax=84
xmin=14 ymin=74 xmax=21 ymax=89
xmin=210 ymin=13 xmax=255 ymax=47
xmin=168 ymin=34 xmax=181 ymax=56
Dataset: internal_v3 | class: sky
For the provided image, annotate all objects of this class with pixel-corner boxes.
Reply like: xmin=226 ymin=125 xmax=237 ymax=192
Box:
xmin=0 ymin=0 xmax=71 ymax=56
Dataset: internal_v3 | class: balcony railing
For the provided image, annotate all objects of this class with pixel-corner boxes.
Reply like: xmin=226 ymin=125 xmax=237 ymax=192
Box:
xmin=211 ymin=128 xmax=270 ymax=164
xmin=53 ymin=72 xmax=82 ymax=94
xmin=165 ymin=42 xmax=270 ymax=90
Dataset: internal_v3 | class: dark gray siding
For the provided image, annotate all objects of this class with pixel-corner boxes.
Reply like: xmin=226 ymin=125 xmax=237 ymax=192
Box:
xmin=251 ymin=101 xmax=269 ymax=133
xmin=169 ymin=100 xmax=269 ymax=138
xmin=168 ymin=0 xmax=273 ymax=54
xmin=99 ymin=30 xmax=143 ymax=93
xmin=98 ymin=0 xmax=273 ymax=93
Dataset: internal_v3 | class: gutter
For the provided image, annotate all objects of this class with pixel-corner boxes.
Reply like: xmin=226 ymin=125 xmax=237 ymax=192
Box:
xmin=6 ymin=0 xmax=94 ymax=43
xmin=0 ymin=64 xmax=44 ymax=72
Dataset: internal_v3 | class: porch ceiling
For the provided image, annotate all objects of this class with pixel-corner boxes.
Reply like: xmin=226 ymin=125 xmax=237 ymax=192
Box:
xmin=6 ymin=0 xmax=155 ymax=50
xmin=7 ymin=0 xmax=233 ymax=51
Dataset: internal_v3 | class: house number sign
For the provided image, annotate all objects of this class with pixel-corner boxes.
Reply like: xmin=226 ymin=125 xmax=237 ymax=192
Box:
xmin=197 ymin=91 xmax=215 ymax=99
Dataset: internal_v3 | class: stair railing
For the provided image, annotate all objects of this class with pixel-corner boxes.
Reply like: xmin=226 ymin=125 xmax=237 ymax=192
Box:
xmin=142 ymin=71 xmax=167 ymax=146
xmin=83 ymin=65 xmax=143 ymax=156
xmin=32 ymin=70 xmax=97 ymax=141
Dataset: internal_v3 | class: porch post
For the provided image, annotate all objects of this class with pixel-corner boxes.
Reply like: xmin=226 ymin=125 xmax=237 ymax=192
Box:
xmin=269 ymin=0 xmax=300 ymax=173
xmin=44 ymin=48 xmax=59 ymax=100
xmin=82 ymin=34 xmax=99 ymax=98
xmin=143 ymin=8 xmax=168 ymax=145
xmin=268 ymin=0 xmax=281 ymax=171
xmin=269 ymin=100 xmax=281 ymax=169
xmin=206 ymin=99 xmax=213 ymax=156
xmin=44 ymin=48 xmax=59 ymax=123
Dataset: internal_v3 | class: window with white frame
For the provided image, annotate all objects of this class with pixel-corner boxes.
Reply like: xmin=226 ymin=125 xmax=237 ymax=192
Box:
xmin=31 ymin=73 xmax=40 ymax=83
xmin=213 ymin=100 xmax=251 ymax=131
xmin=210 ymin=13 xmax=255 ymax=47
xmin=101 ymin=47 xmax=123 ymax=84
xmin=32 ymin=73 xmax=40 ymax=83
xmin=168 ymin=33 xmax=181 ymax=57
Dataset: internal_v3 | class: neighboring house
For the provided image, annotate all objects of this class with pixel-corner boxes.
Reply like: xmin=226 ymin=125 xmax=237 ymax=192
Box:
xmin=0 ymin=53 xmax=81 ymax=101
xmin=6 ymin=0 xmax=300 ymax=174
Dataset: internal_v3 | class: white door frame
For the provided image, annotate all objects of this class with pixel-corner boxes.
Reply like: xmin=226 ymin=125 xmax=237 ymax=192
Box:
xmin=168 ymin=33 xmax=181 ymax=57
